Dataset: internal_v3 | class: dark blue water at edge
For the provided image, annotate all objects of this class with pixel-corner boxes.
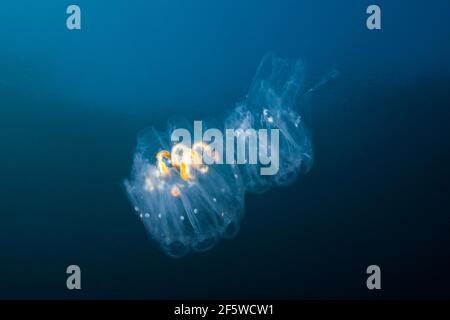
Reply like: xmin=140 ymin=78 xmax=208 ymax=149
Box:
xmin=0 ymin=0 xmax=450 ymax=298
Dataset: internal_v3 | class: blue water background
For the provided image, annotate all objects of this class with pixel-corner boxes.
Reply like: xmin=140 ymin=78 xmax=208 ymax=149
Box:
xmin=0 ymin=0 xmax=450 ymax=298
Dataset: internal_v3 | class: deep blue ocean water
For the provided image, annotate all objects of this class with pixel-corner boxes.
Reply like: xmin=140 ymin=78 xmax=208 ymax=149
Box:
xmin=1 ymin=0 xmax=450 ymax=298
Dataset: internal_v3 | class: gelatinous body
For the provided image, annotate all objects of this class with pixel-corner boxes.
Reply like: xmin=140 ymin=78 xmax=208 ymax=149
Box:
xmin=125 ymin=54 xmax=324 ymax=257
xmin=225 ymin=54 xmax=313 ymax=193
xmin=125 ymin=128 xmax=244 ymax=257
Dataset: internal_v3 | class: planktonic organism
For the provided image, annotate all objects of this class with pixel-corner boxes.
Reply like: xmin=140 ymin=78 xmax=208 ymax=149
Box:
xmin=125 ymin=54 xmax=327 ymax=257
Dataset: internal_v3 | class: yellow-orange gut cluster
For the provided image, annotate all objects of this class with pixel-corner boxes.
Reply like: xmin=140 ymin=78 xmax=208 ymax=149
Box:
xmin=149 ymin=142 xmax=218 ymax=197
